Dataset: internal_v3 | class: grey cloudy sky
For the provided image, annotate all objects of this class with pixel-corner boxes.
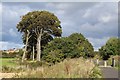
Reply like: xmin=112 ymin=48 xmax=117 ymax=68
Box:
xmin=0 ymin=2 xmax=118 ymax=51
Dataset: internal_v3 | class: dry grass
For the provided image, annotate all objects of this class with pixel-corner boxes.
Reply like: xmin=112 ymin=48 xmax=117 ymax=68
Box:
xmin=15 ymin=57 xmax=101 ymax=78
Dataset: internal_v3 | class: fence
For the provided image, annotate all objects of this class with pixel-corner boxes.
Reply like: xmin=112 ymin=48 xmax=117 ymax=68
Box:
xmin=93 ymin=58 xmax=117 ymax=67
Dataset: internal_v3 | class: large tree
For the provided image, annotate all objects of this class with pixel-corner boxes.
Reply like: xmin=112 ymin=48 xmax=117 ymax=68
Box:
xmin=17 ymin=11 xmax=62 ymax=61
xmin=99 ymin=37 xmax=120 ymax=60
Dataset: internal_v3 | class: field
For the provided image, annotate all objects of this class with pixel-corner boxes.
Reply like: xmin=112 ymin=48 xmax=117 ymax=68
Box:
xmin=0 ymin=58 xmax=17 ymax=67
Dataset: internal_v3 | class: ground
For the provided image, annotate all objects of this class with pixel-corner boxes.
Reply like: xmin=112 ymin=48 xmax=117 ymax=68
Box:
xmin=100 ymin=67 xmax=119 ymax=78
xmin=0 ymin=58 xmax=119 ymax=78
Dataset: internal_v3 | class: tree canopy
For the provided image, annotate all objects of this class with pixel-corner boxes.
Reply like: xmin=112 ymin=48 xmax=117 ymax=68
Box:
xmin=16 ymin=10 xmax=62 ymax=61
xmin=42 ymin=33 xmax=94 ymax=64
xmin=99 ymin=37 xmax=120 ymax=60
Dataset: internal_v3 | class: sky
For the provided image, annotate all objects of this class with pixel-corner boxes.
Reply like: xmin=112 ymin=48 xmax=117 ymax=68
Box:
xmin=0 ymin=2 xmax=118 ymax=51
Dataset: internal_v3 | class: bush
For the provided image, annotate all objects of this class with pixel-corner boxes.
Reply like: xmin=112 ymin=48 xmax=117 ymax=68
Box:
xmin=2 ymin=49 xmax=24 ymax=58
xmin=2 ymin=52 xmax=18 ymax=58
xmin=42 ymin=50 xmax=64 ymax=65
xmin=42 ymin=33 xmax=94 ymax=64
xmin=89 ymin=66 xmax=102 ymax=78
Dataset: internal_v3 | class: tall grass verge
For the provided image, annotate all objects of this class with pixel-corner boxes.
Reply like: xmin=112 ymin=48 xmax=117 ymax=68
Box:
xmin=15 ymin=57 xmax=102 ymax=78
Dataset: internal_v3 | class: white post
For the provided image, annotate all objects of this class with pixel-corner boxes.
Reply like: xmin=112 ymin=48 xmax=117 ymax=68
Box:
xmin=97 ymin=59 xmax=99 ymax=65
xmin=104 ymin=61 xmax=107 ymax=67
xmin=114 ymin=59 xmax=115 ymax=67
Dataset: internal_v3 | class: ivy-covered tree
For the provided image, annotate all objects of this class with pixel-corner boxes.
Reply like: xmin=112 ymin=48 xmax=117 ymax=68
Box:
xmin=17 ymin=11 xmax=62 ymax=61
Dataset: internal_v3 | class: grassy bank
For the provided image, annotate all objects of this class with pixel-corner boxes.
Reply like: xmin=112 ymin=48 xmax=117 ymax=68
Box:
xmin=15 ymin=58 xmax=102 ymax=78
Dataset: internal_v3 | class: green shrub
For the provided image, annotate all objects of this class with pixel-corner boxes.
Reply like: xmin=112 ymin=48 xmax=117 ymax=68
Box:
xmin=42 ymin=50 xmax=64 ymax=65
xmin=42 ymin=33 xmax=94 ymax=64
xmin=89 ymin=66 xmax=102 ymax=78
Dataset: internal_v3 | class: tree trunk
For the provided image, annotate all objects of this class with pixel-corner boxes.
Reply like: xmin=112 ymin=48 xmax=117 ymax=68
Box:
xmin=36 ymin=29 xmax=42 ymax=61
xmin=22 ymin=30 xmax=30 ymax=62
xmin=32 ymin=46 xmax=35 ymax=61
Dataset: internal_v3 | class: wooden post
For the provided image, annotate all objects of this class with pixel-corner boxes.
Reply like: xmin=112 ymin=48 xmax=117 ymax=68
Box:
xmin=32 ymin=46 xmax=35 ymax=61
xmin=111 ymin=58 xmax=115 ymax=67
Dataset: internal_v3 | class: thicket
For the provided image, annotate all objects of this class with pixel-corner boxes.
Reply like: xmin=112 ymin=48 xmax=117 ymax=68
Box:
xmin=42 ymin=33 xmax=94 ymax=64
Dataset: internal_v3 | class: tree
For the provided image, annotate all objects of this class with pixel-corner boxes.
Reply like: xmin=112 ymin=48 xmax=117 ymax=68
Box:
xmin=22 ymin=30 xmax=31 ymax=62
xmin=68 ymin=33 xmax=94 ymax=58
xmin=17 ymin=11 xmax=62 ymax=61
xmin=99 ymin=37 xmax=120 ymax=60
xmin=42 ymin=33 xmax=94 ymax=64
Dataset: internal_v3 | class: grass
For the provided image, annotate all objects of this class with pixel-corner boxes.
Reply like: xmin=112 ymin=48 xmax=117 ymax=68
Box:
xmin=0 ymin=57 xmax=102 ymax=78
xmin=0 ymin=58 xmax=17 ymax=67
xmin=15 ymin=57 xmax=102 ymax=78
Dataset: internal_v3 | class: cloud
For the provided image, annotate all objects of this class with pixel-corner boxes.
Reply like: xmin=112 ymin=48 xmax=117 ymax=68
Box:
xmin=99 ymin=14 xmax=112 ymax=23
xmin=0 ymin=41 xmax=24 ymax=50
xmin=2 ymin=4 xmax=30 ymax=22
xmin=87 ymin=37 xmax=110 ymax=51
xmin=2 ymin=3 xmax=31 ymax=43
xmin=0 ymin=3 xmax=2 ymax=41
xmin=1 ymin=2 xmax=118 ymax=51
xmin=9 ymin=28 xmax=17 ymax=37
xmin=0 ymin=3 xmax=2 ymax=15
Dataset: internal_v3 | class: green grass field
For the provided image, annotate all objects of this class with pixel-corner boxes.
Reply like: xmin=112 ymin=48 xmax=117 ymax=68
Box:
xmin=0 ymin=58 xmax=17 ymax=67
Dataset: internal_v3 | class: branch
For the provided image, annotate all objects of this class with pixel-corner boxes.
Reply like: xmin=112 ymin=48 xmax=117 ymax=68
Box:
xmin=34 ymin=28 xmax=39 ymax=36
xmin=34 ymin=37 xmax=37 ymax=40
xmin=28 ymin=35 xmax=32 ymax=39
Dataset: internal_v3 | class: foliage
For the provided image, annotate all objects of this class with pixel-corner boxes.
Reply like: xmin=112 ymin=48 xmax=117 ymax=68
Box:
xmin=15 ymin=58 xmax=101 ymax=78
xmin=107 ymin=55 xmax=120 ymax=70
xmin=68 ymin=33 xmax=94 ymax=58
xmin=42 ymin=49 xmax=64 ymax=65
xmin=1 ymin=49 xmax=24 ymax=59
xmin=2 ymin=52 xmax=17 ymax=58
xmin=16 ymin=10 xmax=62 ymax=60
xmin=42 ymin=33 xmax=94 ymax=64
xmin=89 ymin=66 xmax=102 ymax=78
xmin=16 ymin=49 xmax=24 ymax=59
xmin=93 ymin=51 xmax=101 ymax=59
xmin=99 ymin=37 xmax=120 ymax=60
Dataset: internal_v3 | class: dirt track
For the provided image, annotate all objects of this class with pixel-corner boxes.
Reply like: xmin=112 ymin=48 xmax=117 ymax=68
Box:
xmin=0 ymin=73 xmax=16 ymax=78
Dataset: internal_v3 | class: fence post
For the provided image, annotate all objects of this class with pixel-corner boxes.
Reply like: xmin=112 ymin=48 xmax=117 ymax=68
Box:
xmin=111 ymin=58 xmax=115 ymax=67
xmin=97 ymin=58 xmax=99 ymax=66
xmin=104 ymin=60 xmax=107 ymax=67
